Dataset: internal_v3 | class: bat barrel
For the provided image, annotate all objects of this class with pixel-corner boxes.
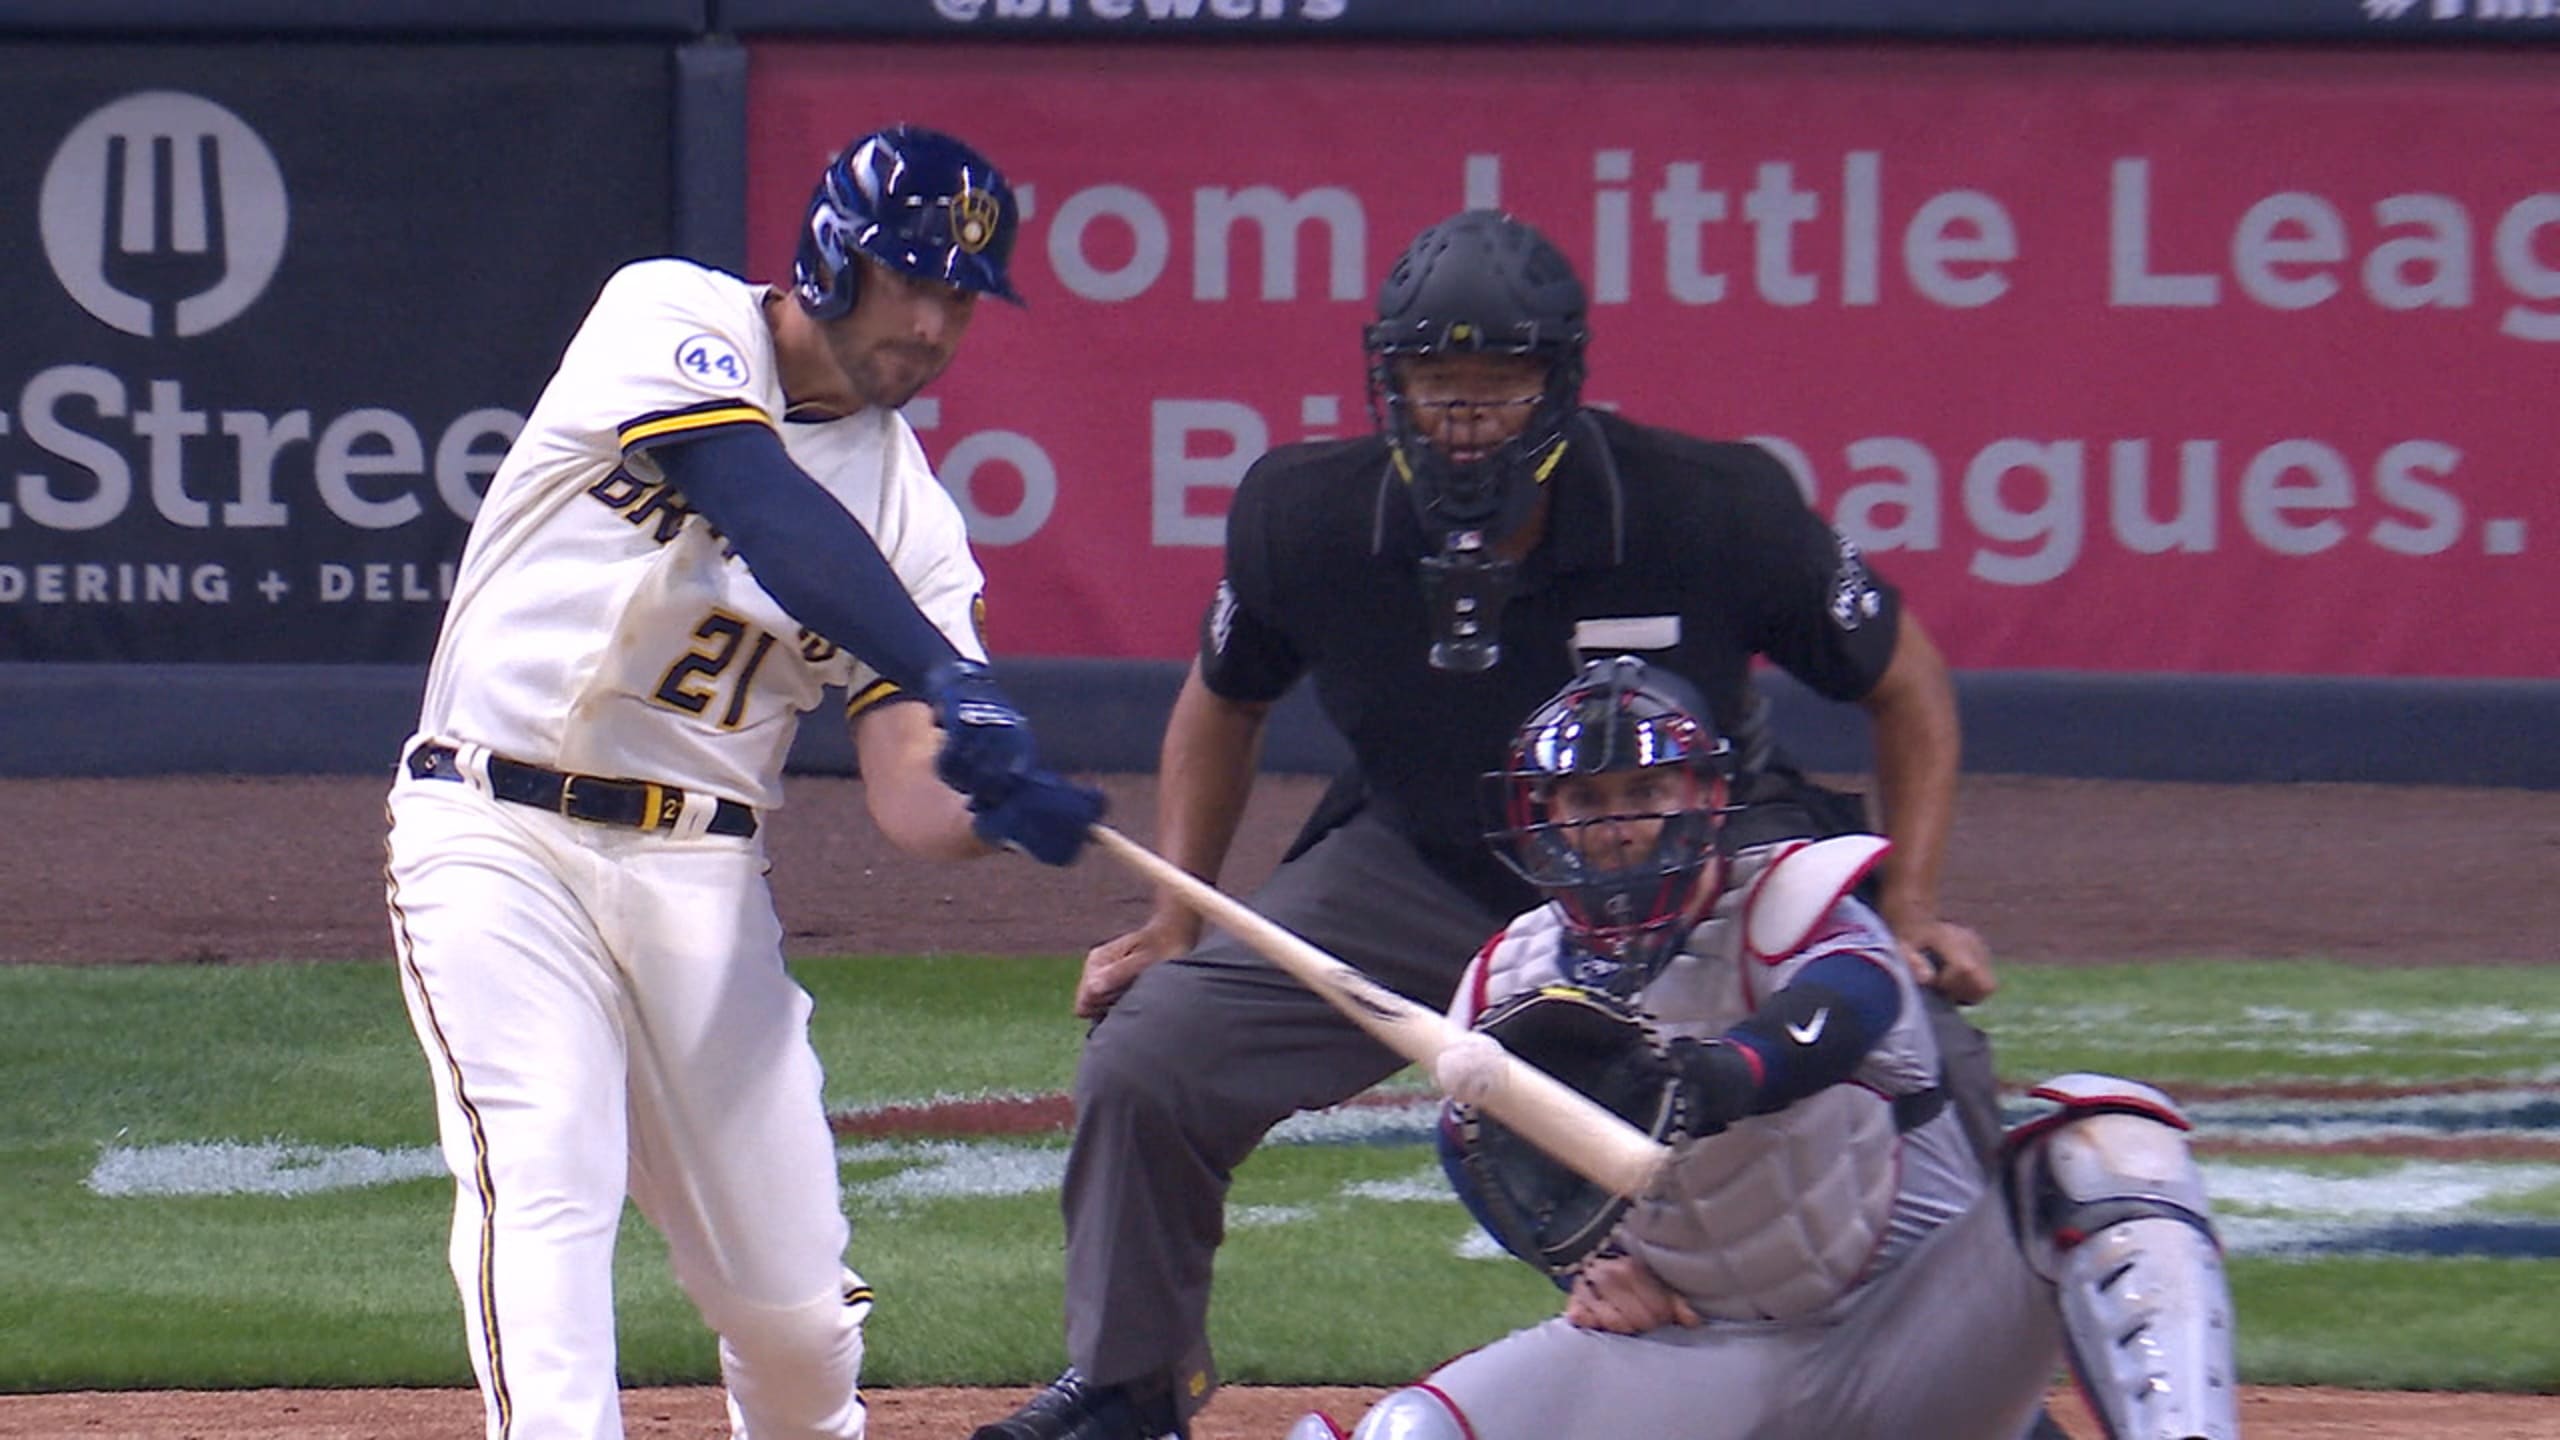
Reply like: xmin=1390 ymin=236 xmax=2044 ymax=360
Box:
xmin=1085 ymin=824 xmax=1670 ymax=1200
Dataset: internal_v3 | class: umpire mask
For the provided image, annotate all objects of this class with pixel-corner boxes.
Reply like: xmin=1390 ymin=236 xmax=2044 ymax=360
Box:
xmin=1367 ymin=211 xmax=1589 ymax=671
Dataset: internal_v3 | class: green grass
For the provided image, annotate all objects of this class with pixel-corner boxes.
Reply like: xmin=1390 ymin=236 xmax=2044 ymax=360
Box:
xmin=2231 ymin=1258 xmax=2560 ymax=1390
xmin=1976 ymin=959 xmax=2560 ymax=1085
xmin=1 ymin=957 xmax=2553 ymax=1392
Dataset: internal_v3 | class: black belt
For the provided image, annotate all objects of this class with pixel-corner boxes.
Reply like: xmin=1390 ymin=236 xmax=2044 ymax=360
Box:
xmin=406 ymin=743 xmax=758 ymax=839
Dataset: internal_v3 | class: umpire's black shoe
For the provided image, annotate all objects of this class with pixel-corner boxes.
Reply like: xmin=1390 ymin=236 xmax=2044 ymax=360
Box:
xmin=970 ymin=1368 xmax=1186 ymax=1440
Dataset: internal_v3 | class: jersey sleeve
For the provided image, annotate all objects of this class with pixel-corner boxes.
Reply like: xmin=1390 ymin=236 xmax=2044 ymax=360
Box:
xmin=553 ymin=260 xmax=781 ymax=458
xmin=1724 ymin=445 xmax=1903 ymax=702
xmin=1756 ymin=906 xmax=1939 ymax=1100
xmin=839 ymin=413 xmax=991 ymax=720
xmin=1194 ymin=457 xmax=1305 ymax=703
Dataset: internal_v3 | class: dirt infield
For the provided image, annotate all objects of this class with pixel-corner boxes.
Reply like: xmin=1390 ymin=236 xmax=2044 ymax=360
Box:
xmin=6 ymin=771 xmax=2556 ymax=967
xmin=2 ymin=769 xmax=2555 ymax=1437
xmin=6 ymin=1381 xmax=2558 ymax=1439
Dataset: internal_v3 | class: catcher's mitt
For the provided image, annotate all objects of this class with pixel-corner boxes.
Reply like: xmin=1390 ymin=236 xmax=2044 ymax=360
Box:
xmin=1450 ymin=983 xmax=1690 ymax=1277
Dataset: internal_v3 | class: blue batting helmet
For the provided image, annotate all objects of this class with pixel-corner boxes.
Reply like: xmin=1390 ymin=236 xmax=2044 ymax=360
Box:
xmin=794 ymin=125 xmax=1023 ymax=318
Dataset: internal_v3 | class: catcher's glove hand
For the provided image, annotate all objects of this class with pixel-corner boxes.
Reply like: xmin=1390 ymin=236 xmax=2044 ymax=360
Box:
xmin=1449 ymin=984 xmax=1691 ymax=1278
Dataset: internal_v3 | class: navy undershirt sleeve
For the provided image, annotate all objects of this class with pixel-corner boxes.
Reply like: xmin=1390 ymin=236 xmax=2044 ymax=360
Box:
xmin=647 ymin=425 xmax=962 ymax=694
xmin=1721 ymin=949 xmax=1904 ymax=1113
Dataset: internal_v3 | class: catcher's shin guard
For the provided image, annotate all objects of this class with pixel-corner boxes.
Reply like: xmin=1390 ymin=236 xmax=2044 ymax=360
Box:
xmin=2008 ymin=1075 xmax=2238 ymax=1440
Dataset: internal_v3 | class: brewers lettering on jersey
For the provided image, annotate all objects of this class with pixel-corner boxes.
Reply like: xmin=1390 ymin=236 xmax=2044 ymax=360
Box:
xmin=383 ymin=125 xmax=1101 ymax=1440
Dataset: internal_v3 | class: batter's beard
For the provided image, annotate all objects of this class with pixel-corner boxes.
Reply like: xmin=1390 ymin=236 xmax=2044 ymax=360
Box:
xmin=845 ymin=342 xmax=949 ymax=411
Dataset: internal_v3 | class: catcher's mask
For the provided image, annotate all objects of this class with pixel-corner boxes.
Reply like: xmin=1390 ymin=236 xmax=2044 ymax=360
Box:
xmin=795 ymin=124 xmax=1023 ymax=319
xmin=1366 ymin=212 xmax=1587 ymax=669
xmin=1487 ymin=655 xmax=1735 ymax=991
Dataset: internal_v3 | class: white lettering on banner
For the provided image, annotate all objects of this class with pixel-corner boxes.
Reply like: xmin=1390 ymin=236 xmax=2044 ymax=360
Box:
xmin=433 ymin=408 xmax=518 ymax=523
xmin=1593 ymin=150 xmax=1633 ymax=303
xmin=0 ymin=364 xmax=524 ymax=531
xmin=2110 ymin=157 xmax=2560 ymax=336
xmin=2110 ymin=158 xmax=2216 ymax=307
xmin=1908 ymin=189 xmax=2016 ymax=308
xmin=1597 ymin=150 xmax=2016 ymax=309
xmin=1748 ymin=431 xmax=2514 ymax=586
xmin=942 ymin=431 xmax=1057 ymax=544
xmin=1151 ymin=399 xmax=1267 ymax=546
xmin=1046 ymin=183 xmax=1367 ymax=304
xmin=315 ymin=408 xmax=424 ymax=529
xmin=1049 ymin=185 xmax=1169 ymax=301
xmin=2493 ymin=196 xmax=2560 ymax=339
xmin=1744 ymin=161 xmax=1821 ymax=307
xmin=316 ymin=561 xmax=456 ymax=602
xmin=0 ymin=562 xmax=228 ymax=603
xmin=1012 ymin=152 xmax=2555 ymax=337
xmin=1193 ymin=187 xmax=1365 ymax=301
xmin=136 ymin=379 xmax=210 ymax=525
xmin=15 ymin=366 xmax=131 ymax=529
xmin=904 ymin=399 xmax=1060 ymax=545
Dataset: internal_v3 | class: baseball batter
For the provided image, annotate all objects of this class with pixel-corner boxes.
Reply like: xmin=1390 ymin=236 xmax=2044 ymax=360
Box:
xmin=382 ymin=126 xmax=1102 ymax=1440
xmin=1289 ymin=657 xmax=2238 ymax=1440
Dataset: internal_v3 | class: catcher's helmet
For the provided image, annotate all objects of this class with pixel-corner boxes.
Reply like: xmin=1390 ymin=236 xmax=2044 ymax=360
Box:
xmin=1488 ymin=655 xmax=1735 ymax=988
xmin=1366 ymin=210 xmax=1588 ymax=545
xmin=794 ymin=124 xmax=1023 ymax=319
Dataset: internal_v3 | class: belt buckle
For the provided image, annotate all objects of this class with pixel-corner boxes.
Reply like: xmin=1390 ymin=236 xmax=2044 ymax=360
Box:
xmin=556 ymin=773 xmax=584 ymax=820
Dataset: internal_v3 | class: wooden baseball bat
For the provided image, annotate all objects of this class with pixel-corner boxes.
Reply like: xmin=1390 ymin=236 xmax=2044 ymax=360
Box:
xmin=1086 ymin=824 xmax=1671 ymax=1201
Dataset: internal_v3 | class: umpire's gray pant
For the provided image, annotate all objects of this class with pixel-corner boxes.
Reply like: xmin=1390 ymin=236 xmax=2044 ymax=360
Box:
xmin=1056 ymin=809 xmax=2004 ymax=1421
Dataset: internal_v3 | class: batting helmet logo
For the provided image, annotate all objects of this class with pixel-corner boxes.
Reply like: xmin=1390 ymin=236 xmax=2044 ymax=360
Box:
xmin=794 ymin=124 xmax=1024 ymax=319
xmin=951 ymin=187 xmax=1001 ymax=255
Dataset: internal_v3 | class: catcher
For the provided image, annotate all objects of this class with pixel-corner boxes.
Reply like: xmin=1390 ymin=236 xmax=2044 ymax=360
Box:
xmin=1287 ymin=656 xmax=2237 ymax=1440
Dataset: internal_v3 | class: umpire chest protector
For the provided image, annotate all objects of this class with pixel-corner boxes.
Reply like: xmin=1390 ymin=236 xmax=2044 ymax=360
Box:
xmin=1460 ymin=837 xmax=1965 ymax=1323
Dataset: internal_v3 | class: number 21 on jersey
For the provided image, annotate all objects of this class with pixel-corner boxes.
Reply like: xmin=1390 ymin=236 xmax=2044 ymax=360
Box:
xmin=653 ymin=610 xmax=776 ymax=729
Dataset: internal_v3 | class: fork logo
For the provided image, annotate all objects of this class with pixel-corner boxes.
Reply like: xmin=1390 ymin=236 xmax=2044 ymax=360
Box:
xmin=39 ymin=91 xmax=288 ymax=339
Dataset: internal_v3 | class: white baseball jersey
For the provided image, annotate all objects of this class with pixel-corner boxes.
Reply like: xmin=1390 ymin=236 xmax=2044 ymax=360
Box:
xmin=415 ymin=258 xmax=987 ymax=808
xmin=389 ymin=257 xmax=976 ymax=1438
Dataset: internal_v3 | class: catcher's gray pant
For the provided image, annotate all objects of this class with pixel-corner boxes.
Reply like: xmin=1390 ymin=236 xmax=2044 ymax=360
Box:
xmin=1415 ymin=1190 xmax=2064 ymax=1440
xmin=1056 ymin=810 xmax=2010 ymax=1418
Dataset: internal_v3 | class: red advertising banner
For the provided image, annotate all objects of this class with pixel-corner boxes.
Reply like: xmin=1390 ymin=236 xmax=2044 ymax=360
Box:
xmin=746 ymin=42 xmax=2556 ymax=678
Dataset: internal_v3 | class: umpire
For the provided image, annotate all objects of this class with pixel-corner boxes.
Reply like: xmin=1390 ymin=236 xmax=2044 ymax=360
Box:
xmin=975 ymin=210 xmax=2021 ymax=1440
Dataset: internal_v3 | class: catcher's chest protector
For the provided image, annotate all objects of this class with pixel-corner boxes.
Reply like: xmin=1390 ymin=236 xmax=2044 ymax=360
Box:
xmin=1630 ymin=1089 xmax=1902 ymax=1322
xmin=1626 ymin=901 xmax=1907 ymax=1323
xmin=1472 ymin=842 xmax=1963 ymax=1323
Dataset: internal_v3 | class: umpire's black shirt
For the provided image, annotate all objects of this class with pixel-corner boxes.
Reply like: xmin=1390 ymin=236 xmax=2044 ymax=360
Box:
xmin=1198 ymin=407 xmax=1903 ymax=918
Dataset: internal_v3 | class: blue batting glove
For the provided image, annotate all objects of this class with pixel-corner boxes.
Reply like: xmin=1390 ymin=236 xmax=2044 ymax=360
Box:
xmin=924 ymin=657 xmax=1037 ymax=805
xmin=970 ymin=770 xmax=1107 ymax=866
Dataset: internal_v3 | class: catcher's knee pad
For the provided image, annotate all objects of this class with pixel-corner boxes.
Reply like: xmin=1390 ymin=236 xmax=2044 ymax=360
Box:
xmin=2007 ymin=1075 xmax=2237 ymax=1440
xmin=1334 ymin=1386 xmax=1468 ymax=1440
